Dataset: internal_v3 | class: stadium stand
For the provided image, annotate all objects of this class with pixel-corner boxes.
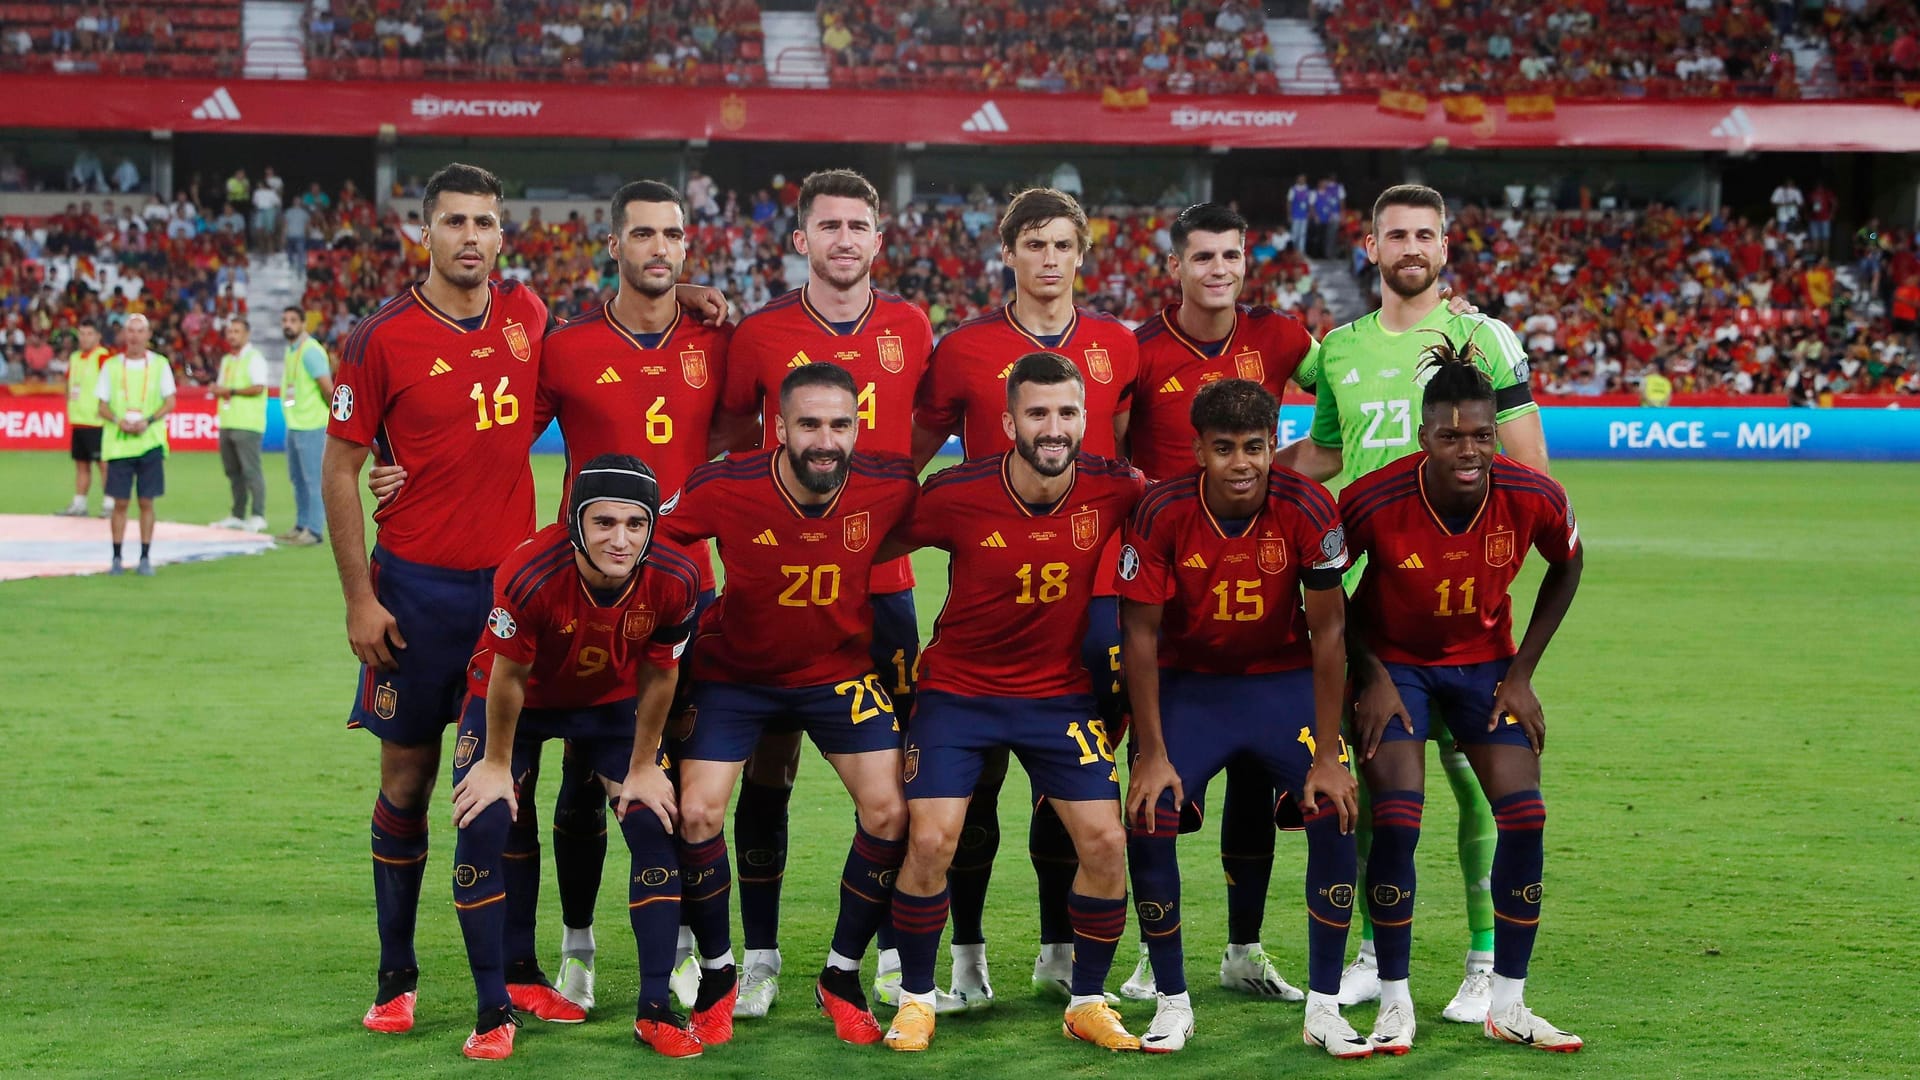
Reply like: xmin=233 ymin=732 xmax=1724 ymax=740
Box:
xmin=0 ymin=0 xmax=241 ymax=77
xmin=301 ymin=0 xmax=766 ymax=83
xmin=1 ymin=180 xmax=1908 ymax=398
xmin=1435 ymin=205 xmax=1917 ymax=396
xmin=1308 ymin=0 xmax=1917 ymax=101
xmin=814 ymin=0 xmax=1279 ymax=93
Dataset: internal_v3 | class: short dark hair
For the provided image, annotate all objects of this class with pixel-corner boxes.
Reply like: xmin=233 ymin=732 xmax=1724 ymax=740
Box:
xmin=780 ymin=360 xmax=858 ymax=403
xmin=1169 ymin=202 xmax=1248 ymax=255
xmin=1189 ymin=378 xmax=1277 ymax=437
xmin=1005 ymin=351 xmax=1084 ymax=407
xmin=797 ymin=169 xmax=879 ymax=228
xmin=610 ymin=179 xmax=685 ymax=233
xmin=1371 ymin=183 xmax=1446 ymax=231
xmin=282 ymin=305 xmax=304 ymax=318
xmin=423 ymin=162 xmax=504 ymax=219
xmin=999 ymin=188 xmax=1090 ymax=254
xmin=1417 ymin=332 xmax=1495 ymax=415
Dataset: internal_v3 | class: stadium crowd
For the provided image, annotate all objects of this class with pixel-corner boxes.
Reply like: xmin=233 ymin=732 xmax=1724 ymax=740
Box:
xmin=5 ymin=171 xmax=1914 ymax=399
xmin=302 ymin=0 xmax=765 ymax=81
xmin=815 ymin=0 xmax=1279 ymax=92
xmin=1417 ymin=201 xmax=1918 ymax=397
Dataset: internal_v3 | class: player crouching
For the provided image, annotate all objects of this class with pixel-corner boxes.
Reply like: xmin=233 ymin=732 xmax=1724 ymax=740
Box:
xmin=1338 ymin=346 xmax=1584 ymax=1054
xmin=448 ymin=455 xmax=704 ymax=1060
xmin=1117 ymin=379 xmax=1369 ymax=1057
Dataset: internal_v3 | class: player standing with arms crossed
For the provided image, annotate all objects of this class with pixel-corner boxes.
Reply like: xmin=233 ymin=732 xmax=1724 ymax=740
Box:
xmin=910 ymin=189 xmax=1138 ymax=1005
xmin=445 ymin=456 xmax=704 ymax=1060
xmin=661 ymin=363 xmax=919 ymax=1048
xmin=715 ymin=169 xmax=934 ymax=1014
xmin=884 ymin=353 xmax=1146 ymax=1054
xmin=323 ymin=163 xmax=552 ymax=1034
xmin=1121 ymin=202 xmax=1324 ymax=1003
xmin=1276 ymin=184 xmax=1548 ymax=1023
xmin=1337 ymin=348 xmax=1582 ymax=1054
xmin=1118 ymin=379 xmax=1370 ymax=1057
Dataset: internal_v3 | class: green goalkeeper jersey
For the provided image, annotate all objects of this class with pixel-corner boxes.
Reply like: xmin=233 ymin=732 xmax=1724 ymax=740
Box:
xmin=1309 ymin=304 xmax=1539 ymax=494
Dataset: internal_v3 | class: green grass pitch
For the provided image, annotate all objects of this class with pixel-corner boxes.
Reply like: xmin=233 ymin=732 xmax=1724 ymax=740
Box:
xmin=3 ymin=450 xmax=1915 ymax=1078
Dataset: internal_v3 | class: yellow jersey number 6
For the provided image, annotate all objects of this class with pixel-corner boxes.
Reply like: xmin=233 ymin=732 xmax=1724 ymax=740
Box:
xmin=834 ymin=673 xmax=898 ymax=731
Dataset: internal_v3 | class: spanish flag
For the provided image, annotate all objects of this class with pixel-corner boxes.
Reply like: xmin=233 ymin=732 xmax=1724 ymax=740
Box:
xmin=1441 ymin=94 xmax=1487 ymax=123
xmin=1101 ymin=86 xmax=1151 ymax=111
xmin=1377 ymin=88 xmax=1428 ymax=119
xmin=1506 ymin=93 xmax=1557 ymax=120
xmin=1903 ymin=89 xmax=1920 ymax=110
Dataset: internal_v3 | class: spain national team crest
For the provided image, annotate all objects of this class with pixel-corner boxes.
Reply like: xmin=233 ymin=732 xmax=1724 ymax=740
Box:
xmin=1485 ymin=529 xmax=1517 ymax=568
xmin=844 ymin=511 xmax=871 ymax=553
xmin=902 ymin=747 xmax=920 ymax=783
xmin=373 ymin=684 xmax=398 ymax=721
xmin=1234 ymin=349 xmax=1265 ymax=383
xmin=1071 ymin=509 xmax=1100 ymax=551
xmin=623 ymin=608 xmax=656 ymax=640
xmin=681 ymin=349 xmax=709 ymax=389
xmin=1083 ymin=347 xmax=1113 ymax=384
xmin=719 ymin=92 xmax=748 ymax=132
xmin=454 ymin=734 xmax=479 ymax=769
xmin=876 ymin=334 xmax=905 ymax=374
xmin=1257 ymin=536 xmax=1288 ymax=575
xmin=502 ymin=320 xmax=532 ymax=363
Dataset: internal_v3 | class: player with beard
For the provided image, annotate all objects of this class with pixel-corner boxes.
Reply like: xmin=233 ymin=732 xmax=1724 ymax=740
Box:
xmin=658 ymin=362 xmax=919 ymax=1048
xmin=712 ymin=170 xmax=935 ymax=1016
xmin=908 ymin=188 xmax=1139 ymax=1008
xmin=882 ymin=353 xmax=1147 ymax=1054
xmin=1273 ymin=184 xmax=1549 ymax=1026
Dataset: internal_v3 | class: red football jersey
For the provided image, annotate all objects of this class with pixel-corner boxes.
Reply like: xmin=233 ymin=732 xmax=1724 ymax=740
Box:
xmin=901 ymin=452 xmax=1145 ymax=699
xmin=466 ymin=523 xmax=702 ymax=710
xmin=723 ymin=287 xmax=932 ymax=595
xmin=1128 ymin=304 xmax=1318 ymax=481
xmin=1340 ymin=453 xmax=1579 ymax=667
xmin=658 ymin=448 xmax=918 ymax=688
xmin=329 ymin=280 xmax=548 ymax=570
xmin=538 ymin=303 xmax=731 ymax=591
xmin=1117 ymin=468 xmax=1348 ymax=675
xmin=914 ymin=304 xmax=1138 ymax=460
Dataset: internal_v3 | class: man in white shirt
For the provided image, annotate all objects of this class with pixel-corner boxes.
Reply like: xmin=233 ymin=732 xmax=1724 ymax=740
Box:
xmin=1770 ymin=179 xmax=1803 ymax=228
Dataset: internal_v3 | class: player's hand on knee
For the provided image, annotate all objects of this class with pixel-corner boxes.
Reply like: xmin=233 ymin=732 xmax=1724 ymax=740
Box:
xmin=614 ymin=763 xmax=679 ymax=834
xmin=365 ymin=464 xmax=407 ymax=504
xmin=1490 ymin=677 xmax=1545 ymax=754
xmin=453 ymin=760 xmax=517 ymax=828
xmin=1302 ymin=755 xmax=1359 ymax=834
xmin=1353 ymin=681 xmax=1412 ymax=762
xmin=346 ymin=597 xmax=407 ymax=670
xmin=1124 ymin=748 xmax=1182 ymax=832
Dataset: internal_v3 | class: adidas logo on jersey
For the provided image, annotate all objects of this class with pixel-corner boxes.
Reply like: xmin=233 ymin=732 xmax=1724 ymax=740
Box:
xmin=1182 ymin=553 xmax=1207 ymax=569
xmin=979 ymin=531 xmax=1007 ymax=548
xmin=428 ymin=358 xmax=452 ymax=376
xmin=752 ymin=530 xmax=779 ymax=546
xmin=788 ymin=351 xmax=813 ymax=368
xmin=997 ymin=362 xmax=1016 ymax=380
xmin=596 ymin=366 xmax=622 ymax=384
xmin=1342 ymin=368 xmax=1362 ymax=385
xmin=1398 ymin=554 xmax=1425 ymax=569
xmin=1159 ymin=376 xmax=1185 ymax=394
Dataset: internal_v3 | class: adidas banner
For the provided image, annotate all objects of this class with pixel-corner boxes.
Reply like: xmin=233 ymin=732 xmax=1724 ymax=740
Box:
xmin=2 ymin=76 xmax=1917 ymax=152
